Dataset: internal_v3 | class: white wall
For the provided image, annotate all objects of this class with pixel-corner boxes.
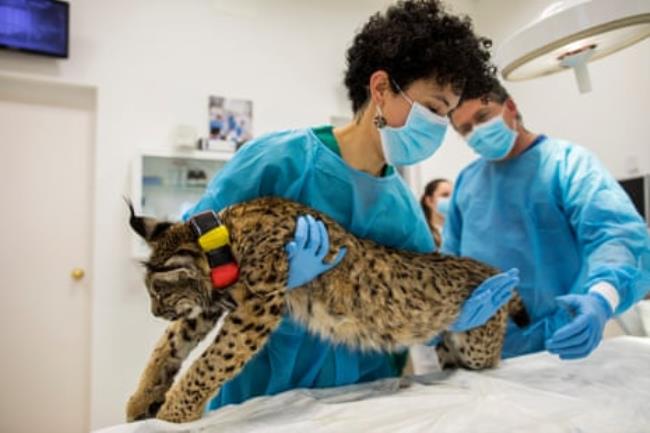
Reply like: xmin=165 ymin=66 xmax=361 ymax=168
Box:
xmin=415 ymin=0 xmax=650 ymax=195
xmin=2 ymin=0 xmax=646 ymax=429
xmin=0 ymin=0 xmax=398 ymax=429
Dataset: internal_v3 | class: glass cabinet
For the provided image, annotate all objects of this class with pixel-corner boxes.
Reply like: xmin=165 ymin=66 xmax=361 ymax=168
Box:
xmin=131 ymin=149 xmax=232 ymax=257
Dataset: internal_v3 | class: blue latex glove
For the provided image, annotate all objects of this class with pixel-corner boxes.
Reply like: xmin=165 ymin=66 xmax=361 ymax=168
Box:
xmin=545 ymin=292 xmax=613 ymax=360
xmin=425 ymin=268 xmax=519 ymax=346
xmin=285 ymin=215 xmax=347 ymax=290
xmin=449 ymin=268 xmax=520 ymax=332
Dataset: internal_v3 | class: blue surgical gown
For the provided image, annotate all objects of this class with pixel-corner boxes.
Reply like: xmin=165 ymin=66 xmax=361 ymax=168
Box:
xmin=183 ymin=128 xmax=435 ymax=409
xmin=442 ymin=136 xmax=650 ymax=358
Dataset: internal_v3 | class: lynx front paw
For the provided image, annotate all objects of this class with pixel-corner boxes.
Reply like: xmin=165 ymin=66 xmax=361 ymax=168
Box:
xmin=126 ymin=391 xmax=166 ymax=422
xmin=156 ymin=396 xmax=204 ymax=423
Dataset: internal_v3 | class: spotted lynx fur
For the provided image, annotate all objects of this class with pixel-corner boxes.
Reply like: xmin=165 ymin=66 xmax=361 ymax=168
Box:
xmin=126 ymin=197 xmax=528 ymax=423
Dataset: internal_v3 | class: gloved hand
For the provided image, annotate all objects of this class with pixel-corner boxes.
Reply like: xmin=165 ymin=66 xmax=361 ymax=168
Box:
xmin=426 ymin=268 xmax=519 ymax=346
xmin=285 ymin=215 xmax=347 ymax=290
xmin=546 ymin=292 xmax=613 ymax=360
xmin=448 ymin=268 xmax=520 ymax=332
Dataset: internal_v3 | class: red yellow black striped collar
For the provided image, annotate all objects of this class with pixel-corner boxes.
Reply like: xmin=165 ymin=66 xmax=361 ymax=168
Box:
xmin=188 ymin=211 xmax=239 ymax=289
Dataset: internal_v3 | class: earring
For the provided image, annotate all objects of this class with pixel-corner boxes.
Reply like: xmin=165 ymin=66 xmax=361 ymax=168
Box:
xmin=374 ymin=106 xmax=387 ymax=128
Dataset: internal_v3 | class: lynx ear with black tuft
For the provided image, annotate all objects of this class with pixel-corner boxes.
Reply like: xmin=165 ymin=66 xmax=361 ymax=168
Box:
xmin=125 ymin=197 xmax=173 ymax=242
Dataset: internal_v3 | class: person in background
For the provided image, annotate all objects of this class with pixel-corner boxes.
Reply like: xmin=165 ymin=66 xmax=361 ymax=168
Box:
xmin=184 ymin=0 xmax=519 ymax=411
xmin=420 ymin=178 xmax=452 ymax=248
xmin=446 ymin=77 xmax=650 ymax=360
xmin=409 ymin=178 xmax=453 ymax=374
xmin=407 ymin=178 xmax=452 ymax=375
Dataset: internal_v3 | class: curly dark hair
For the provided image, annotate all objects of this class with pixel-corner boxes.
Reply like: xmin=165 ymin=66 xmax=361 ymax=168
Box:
xmin=344 ymin=0 xmax=495 ymax=113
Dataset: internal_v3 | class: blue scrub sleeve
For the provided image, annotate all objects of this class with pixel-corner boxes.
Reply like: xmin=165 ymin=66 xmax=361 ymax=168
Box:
xmin=182 ymin=131 xmax=311 ymax=219
xmin=561 ymin=146 xmax=650 ymax=313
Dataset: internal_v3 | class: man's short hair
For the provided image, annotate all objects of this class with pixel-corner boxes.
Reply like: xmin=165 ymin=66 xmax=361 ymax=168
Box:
xmin=483 ymin=77 xmax=510 ymax=104
xmin=455 ymin=76 xmax=522 ymax=122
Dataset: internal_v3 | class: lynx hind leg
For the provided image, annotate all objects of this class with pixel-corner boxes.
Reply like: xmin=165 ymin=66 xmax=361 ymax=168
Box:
xmin=126 ymin=311 xmax=222 ymax=421
xmin=436 ymin=310 xmax=508 ymax=370
xmin=155 ymin=290 xmax=285 ymax=423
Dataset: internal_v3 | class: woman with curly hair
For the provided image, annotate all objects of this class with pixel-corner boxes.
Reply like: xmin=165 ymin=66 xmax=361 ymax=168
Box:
xmin=185 ymin=0 xmax=519 ymax=411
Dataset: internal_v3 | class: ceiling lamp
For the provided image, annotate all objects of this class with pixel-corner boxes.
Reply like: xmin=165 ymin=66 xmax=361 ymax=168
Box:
xmin=495 ymin=0 xmax=650 ymax=93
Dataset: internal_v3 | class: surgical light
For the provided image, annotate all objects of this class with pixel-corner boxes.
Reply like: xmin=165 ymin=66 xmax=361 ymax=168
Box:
xmin=495 ymin=0 xmax=650 ymax=93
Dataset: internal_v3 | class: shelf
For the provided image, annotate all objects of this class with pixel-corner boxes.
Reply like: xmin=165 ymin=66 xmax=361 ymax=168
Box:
xmin=143 ymin=183 xmax=208 ymax=191
xmin=138 ymin=148 xmax=234 ymax=162
xmin=131 ymin=149 xmax=232 ymax=258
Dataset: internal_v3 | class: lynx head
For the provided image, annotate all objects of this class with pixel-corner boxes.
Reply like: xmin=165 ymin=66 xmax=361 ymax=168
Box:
xmin=128 ymin=202 xmax=212 ymax=321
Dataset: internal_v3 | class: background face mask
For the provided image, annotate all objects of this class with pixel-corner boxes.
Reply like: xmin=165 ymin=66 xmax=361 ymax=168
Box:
xmin=436 ymin=196 xmax=450 ymax=217
xmin=466 ymin=112 xmax=517 ymax=161
xmin=379 ymin=93 xmax=449 ymax=166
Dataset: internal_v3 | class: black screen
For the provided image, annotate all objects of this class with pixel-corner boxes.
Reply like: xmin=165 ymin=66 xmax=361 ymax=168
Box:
xmin=0 ymin=0 xmax=68 ymax=58
xmin=619 ymin=176 xmax=646 ymax=220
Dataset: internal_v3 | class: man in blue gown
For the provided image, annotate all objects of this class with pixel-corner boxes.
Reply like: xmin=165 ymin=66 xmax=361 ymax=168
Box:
xmin=446 ymin=79 xmax=650 ymax=359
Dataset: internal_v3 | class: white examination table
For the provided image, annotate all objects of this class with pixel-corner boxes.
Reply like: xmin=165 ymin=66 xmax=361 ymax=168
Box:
xmin=96 ymin=336 xmax=650 ymax=433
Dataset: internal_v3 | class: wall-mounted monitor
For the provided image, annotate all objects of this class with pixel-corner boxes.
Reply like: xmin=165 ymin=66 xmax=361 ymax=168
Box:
xmin=0 ymin=0 xmax=69 ymax=58
xmin=619 ymin=174 xmax=649 ymax=226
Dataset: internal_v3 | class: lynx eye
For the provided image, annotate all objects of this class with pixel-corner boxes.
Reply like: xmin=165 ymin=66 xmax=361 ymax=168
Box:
xmin=164 ymin=255 xmax=196 ymax=269
xmin=175 ymin=248 xmax=202 ymax=258
xmin=151 ymin=281 xmax=165 ymax=294
xmin=144 ymin=262 xmax=182 ymax=273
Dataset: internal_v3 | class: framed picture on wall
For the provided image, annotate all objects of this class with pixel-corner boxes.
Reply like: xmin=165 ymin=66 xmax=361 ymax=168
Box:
xmin=208 ymin=96 xmax=253 ymax=152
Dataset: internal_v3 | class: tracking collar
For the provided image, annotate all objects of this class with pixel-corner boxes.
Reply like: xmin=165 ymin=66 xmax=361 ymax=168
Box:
xmin=188 ymin=211 xmax=239 ymax=290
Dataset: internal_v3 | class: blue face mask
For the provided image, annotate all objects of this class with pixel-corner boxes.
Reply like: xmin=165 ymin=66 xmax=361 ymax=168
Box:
xmin=436 ymin=196 xmax=450 ymax=218
xmin=378 ymin=90 xmax=449 ymax=166
xmin=467 ymin=112 xmax=517 ymax=161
